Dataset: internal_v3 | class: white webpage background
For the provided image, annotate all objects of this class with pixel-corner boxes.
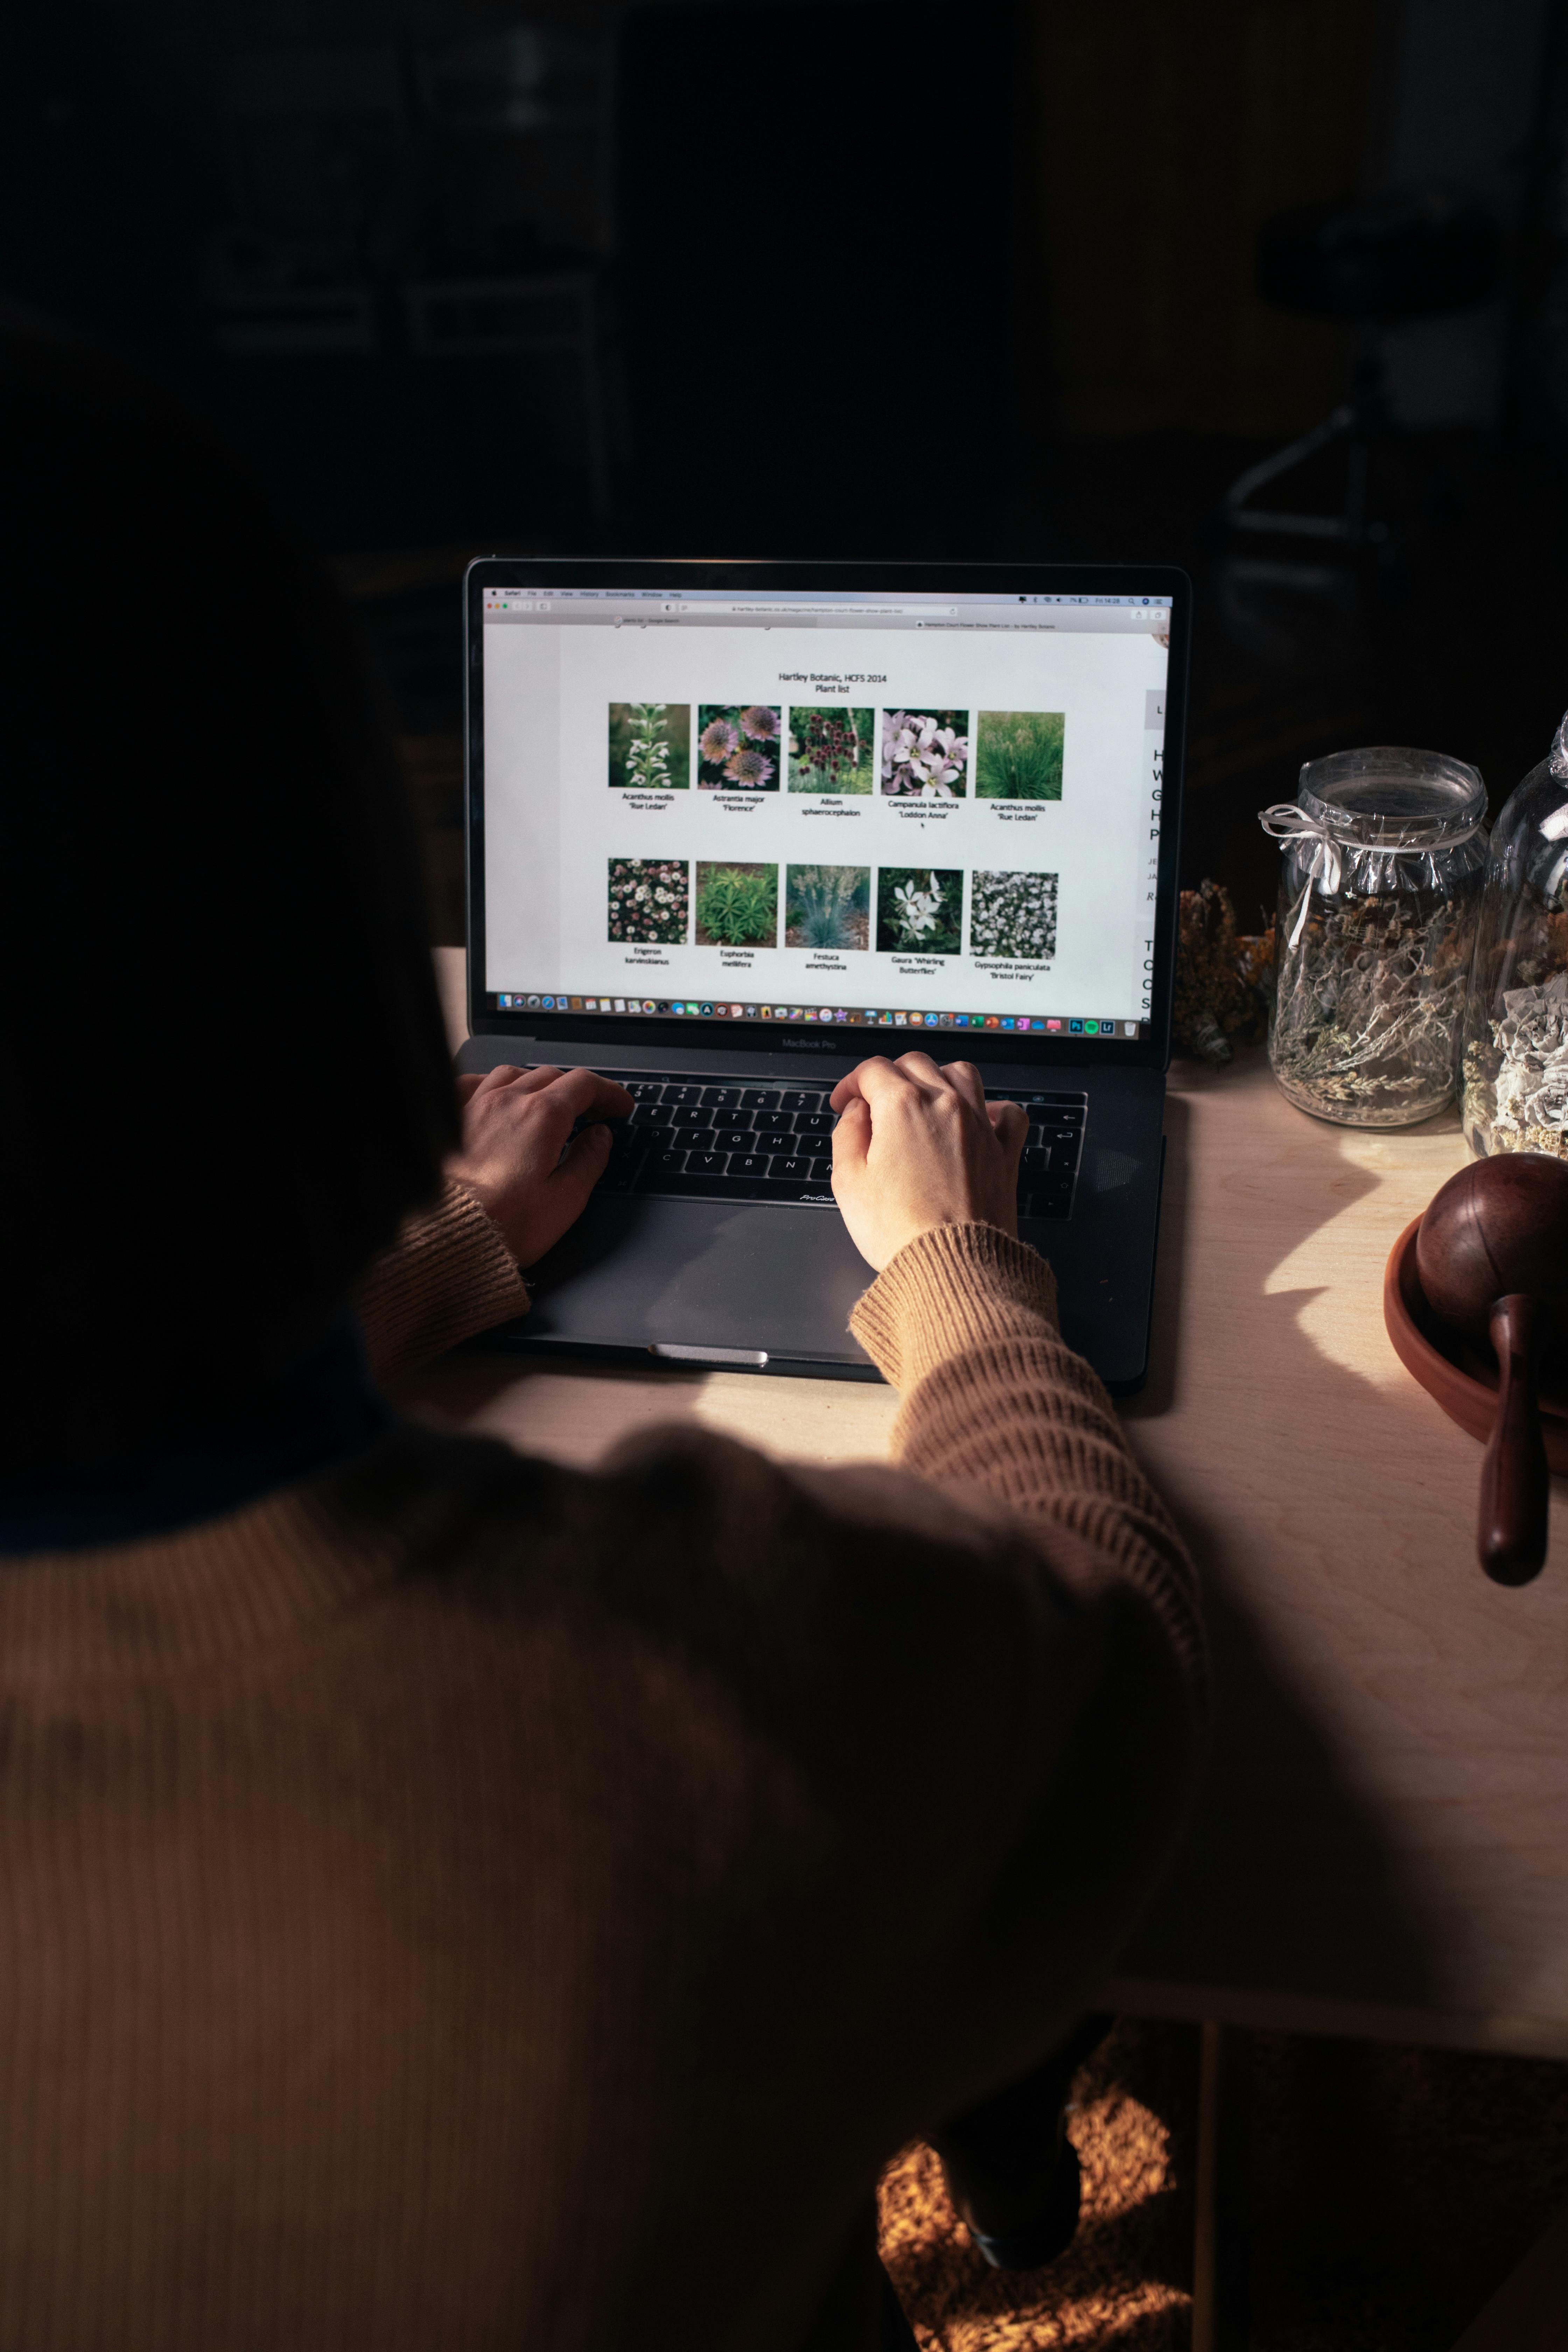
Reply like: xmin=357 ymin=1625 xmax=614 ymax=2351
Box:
xmin=483 ymin=621 xmax=1168 ymax=1017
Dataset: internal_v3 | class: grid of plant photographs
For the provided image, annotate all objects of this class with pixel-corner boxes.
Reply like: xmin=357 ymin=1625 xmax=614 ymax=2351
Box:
xmin=608 ymin=702 xmax=690 ymax=790
xmin=969 ymin=869 xmax=1059 ymax=960
xmin=608 ymin=857 xmax=689 ymax=944
xmin=880 ymin=710 xmax=970 ymax=798
xmin=785 ymin=864 xmax=869 ymax=950
xmin=694 ymin=862 xmax=778 ymax=947
xmin=787 ymin=707 xmax=874 ymax=793
xmin=876 ymin=867 xmax=964 ymax=955
xmin=696 ymin=705 xmax=782 ymax=790
xmin=974 ymin=710 xmax=1065 ymax=801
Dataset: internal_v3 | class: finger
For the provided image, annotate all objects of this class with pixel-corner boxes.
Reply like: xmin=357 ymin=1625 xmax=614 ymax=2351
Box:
xmin=529 ymin=1066 xmax=635 ymax=1121
xmin=830 ymin=1094 xmax=872 ymax=1174
xmin=455 ymin=1073 xmax=485 ymax=1104
xmin=829 ymin=1057 xmax=892 ymax=1112
xmin=471 ymin=1062 xmax=548 ymax=1096
xmin=988 ymin=1099 xmax=1029 ymax=1163
xmin=939 ymin=1059 xmax=987 ymax=1117
xmin=548 ymin=1118 xmax=613 ymax=1199
xmin=834 ymin=1056 xmax=926 ymax=1114
xmin=890 ymin=1051 xmax=950 ymax=1093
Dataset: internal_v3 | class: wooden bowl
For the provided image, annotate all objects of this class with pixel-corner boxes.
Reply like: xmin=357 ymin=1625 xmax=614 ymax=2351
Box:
xmin=1384 ymin=1217 xmax=1568 ymax=1474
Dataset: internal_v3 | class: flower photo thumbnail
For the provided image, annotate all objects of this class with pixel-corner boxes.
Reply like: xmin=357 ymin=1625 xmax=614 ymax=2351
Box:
xmin=974 ymin=710 xmax=1065 ymax=801
xmin=608 ymin=702 xmax=691 ymax=790
xmin=697 ymin=704 xmax=781 ymax=790
xmin=695 ymin=862 xmax=778 ymax=947
xmin=876 ymin=867 xmax=964 ymax=956
xmin=880 ymin=710 xmax=969 ymax=798
xmin=969 ymin=869 xmax=1059 ymax=960
xmin=785 ymin=864 xmax=869 ymax=950
xmin=608 ymin=857 xmax=690 ymax=945
xmin=788 ymin=707 xmax=874 ymax=794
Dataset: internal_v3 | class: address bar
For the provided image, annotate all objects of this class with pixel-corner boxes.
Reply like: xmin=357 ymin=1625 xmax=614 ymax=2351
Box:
xmin=661 ymin=600 xmax=960 ymax=618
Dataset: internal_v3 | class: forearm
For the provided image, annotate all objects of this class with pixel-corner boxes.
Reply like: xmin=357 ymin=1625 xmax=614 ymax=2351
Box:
xmin=357 ymin=1177 xmax=528 ymax=1384
xmin=849 ymin=1223 xmax=1205 ymax=1709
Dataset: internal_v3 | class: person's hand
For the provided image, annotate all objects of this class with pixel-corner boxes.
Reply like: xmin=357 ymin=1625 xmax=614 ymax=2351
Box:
xmin=828 ymin=1053 xmax=1028 ymax=1273
xmin=447 ymin=1064 xmax=633 ymax=1266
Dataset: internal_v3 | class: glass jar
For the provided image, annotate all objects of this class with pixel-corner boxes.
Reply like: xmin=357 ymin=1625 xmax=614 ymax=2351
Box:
xmin=1259 ymin=747 xmax=1488 ymax=1127
xmin=1460 ymin=711 xmax=1568 ymax=1161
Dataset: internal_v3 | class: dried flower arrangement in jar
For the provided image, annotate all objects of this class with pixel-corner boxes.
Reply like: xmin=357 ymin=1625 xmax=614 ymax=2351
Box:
xmin=1461 ymin=710 xmax=1568 ymax=1161
xmin=1259 ymin=747 xmax=1488 ymax=1127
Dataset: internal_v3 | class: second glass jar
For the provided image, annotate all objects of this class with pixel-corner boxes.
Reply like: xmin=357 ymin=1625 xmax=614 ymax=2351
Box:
xmin=1260 ymin=747 xmax=1488 ymax=1127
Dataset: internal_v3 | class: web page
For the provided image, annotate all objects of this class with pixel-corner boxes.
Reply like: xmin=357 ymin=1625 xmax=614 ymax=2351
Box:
xmin=479 ymin=590 xmax=1169 ymax=1042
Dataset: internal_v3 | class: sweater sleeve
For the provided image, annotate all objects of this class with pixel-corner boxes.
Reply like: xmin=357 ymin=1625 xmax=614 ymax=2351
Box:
xmin=849 ymin=1220 xmax=1205 ymax=1712
xmin=357 ymin=1178 xmax=530 ymax=1385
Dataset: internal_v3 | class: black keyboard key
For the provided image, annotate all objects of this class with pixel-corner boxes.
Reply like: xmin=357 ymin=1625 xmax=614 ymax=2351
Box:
xmin=794 ymin=1111 xmax=834 ymax=1137
xmin=687 ymin=1150 xmax=726 ymax=1174
xmin=699 ymin=1086 xmax=742 ymax=1109
xmin=1022 ymin=1146 xmax=1051 ymax=1175
xmin=740 ymin=1087 xmax=782 ymax=1111
xmin=714 ymin=1127 xmax=753 ymax=1152
xmin=653 ymin=1148 xmax=688 ymax=1173
xmin=753 ymin=1128 xmax=793 ymax=1155
xmin=670 ymin=1104 xmax=712 ymax=1128
xmin=771 ymin=1154 xmax=811 ymax=1179
xmin=808 ymin=1157 xmax=833 ymax=1182
xmin=779 ymin=1091 xmax=827 ymax=1113
xmin=623 ymin=1080 xmax=666 ymax=1101
xmin=731 ymin=1153 xmax=771 ymax=1179
xmin=635 ymin=1122 xmax=674 ymax=1151
xmin=1032 ymin=1107 xmax=1085 ymax=1129
xmin=683 ymin=1129 xmax=717 ymax=1152
xmin=660 ymin=1084 xmax=705 ymax=1106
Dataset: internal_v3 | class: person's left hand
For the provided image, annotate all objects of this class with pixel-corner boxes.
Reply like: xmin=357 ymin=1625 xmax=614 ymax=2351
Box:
xmin=447 ymin=1064 xmax=633 ymax=1265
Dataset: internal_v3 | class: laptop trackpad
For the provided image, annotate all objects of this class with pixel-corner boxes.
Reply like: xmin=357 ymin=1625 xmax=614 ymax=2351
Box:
xmin=516 ymin=1196 xmax=876 ymax=1368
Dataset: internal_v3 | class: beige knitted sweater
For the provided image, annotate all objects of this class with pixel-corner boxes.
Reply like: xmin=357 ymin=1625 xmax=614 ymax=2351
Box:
xmin=0 ymin=1182 xmax=1202 ymax=2352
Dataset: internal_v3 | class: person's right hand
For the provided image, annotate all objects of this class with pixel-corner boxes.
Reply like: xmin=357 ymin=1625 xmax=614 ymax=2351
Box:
xmin=828 ymin=1053 xmax=1028 ymax=1273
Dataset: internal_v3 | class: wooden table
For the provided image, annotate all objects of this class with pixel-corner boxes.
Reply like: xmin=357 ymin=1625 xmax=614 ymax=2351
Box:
xmin=416 ymin=950 xmax=1568 ymax=2065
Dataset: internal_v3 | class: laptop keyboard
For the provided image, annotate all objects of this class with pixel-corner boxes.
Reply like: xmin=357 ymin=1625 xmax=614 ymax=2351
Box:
xmin=571 ymin=1072 xmax=1084 ymax=1220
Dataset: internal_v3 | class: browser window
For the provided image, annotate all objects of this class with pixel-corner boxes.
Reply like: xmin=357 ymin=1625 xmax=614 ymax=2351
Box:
xmin=478 ymin=588 xmax=1169 ymax=1041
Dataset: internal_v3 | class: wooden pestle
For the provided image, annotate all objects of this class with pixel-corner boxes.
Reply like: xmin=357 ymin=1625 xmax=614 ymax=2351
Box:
xmin=1416 ymin=1155 xmax=1568 ymax=1584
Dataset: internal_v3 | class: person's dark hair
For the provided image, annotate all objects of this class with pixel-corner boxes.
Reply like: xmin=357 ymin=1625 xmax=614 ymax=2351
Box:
xmin=2 ymin=312 xmax=458 ymax=1477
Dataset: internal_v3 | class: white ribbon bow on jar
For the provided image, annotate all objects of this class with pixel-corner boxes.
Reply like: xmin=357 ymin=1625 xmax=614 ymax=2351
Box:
xmin=1257 ymin=804 xmax=1347 ymax=950
xmin=1258 ymin=802 xmax=1486 ymax=951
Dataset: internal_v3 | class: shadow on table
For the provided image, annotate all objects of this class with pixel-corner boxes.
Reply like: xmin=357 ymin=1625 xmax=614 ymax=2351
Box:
xmin=1119 ymin=1492 xmax=1449 ymax=2014
xmin=1121 ymin=1059 xmax=1463 ymax=2013
xmin=1122 ymin=1088 xmax=1191 ymax=1421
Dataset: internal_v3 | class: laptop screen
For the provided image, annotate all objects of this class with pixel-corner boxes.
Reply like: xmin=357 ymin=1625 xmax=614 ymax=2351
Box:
xmin=472 ymin=579 xmax=1175 ymax=1051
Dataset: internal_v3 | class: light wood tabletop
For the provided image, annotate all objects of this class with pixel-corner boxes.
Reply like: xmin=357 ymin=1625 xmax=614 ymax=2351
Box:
xmin=408 ymin=950 xmax=1568 ymax=2060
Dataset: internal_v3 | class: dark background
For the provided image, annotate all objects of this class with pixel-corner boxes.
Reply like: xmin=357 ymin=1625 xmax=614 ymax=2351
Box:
xmin=5 ymin=0 xmax=1567 ymax=939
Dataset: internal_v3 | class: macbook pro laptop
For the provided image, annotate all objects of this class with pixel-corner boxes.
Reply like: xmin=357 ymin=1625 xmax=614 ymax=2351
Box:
xmin=455 ymin=561 xmax=1188 ymax=1391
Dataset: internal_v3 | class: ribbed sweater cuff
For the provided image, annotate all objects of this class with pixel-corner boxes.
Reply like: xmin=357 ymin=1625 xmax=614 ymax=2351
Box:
xmin=848 ymin=1223 xmax=1059 ymax=1391
xmin=358 ymin=1177 xmax=528 ymax=1384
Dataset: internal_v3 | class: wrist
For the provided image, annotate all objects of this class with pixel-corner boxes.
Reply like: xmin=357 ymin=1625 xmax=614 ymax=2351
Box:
xmin=444 ymin=1164 xmax=523 ymax=1262
xmin=849 ymin=1222 xmax=1057 ymax=1390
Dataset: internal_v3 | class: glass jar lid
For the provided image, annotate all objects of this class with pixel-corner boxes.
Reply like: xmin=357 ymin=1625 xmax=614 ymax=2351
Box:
xmin=1296 ymin=746 xmax=1486 ymax=847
